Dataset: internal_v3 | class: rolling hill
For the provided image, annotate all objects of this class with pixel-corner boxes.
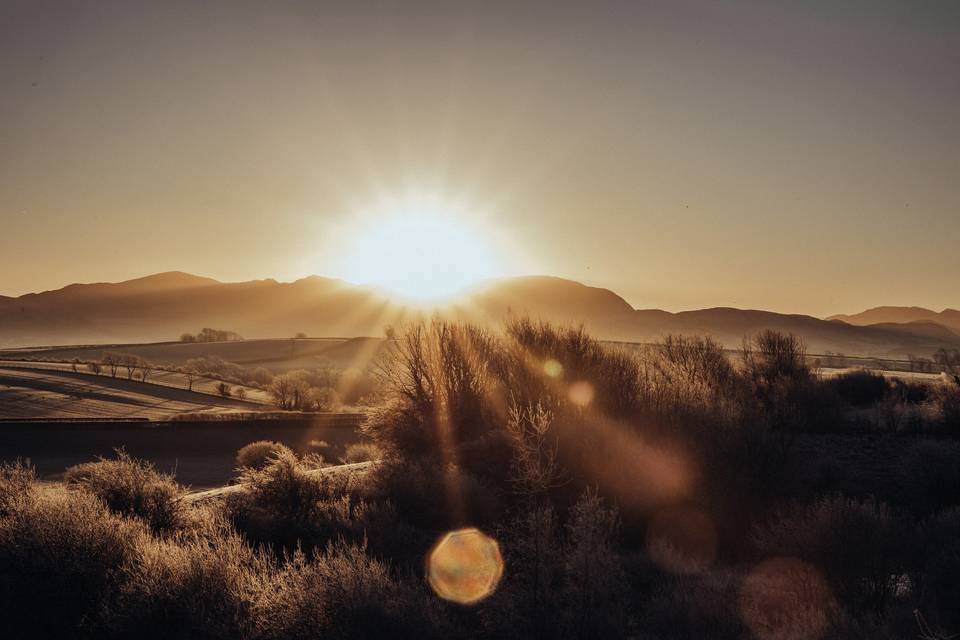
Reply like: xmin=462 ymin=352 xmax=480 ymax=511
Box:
xmin=1 ymin=272 xmax=958 ymax=358
xmin=828 ymin=306 xmax=960 ymax=333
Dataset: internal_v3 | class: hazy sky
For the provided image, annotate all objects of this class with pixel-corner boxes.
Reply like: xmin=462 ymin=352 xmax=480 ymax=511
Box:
xmin=2 ymin=0 xmax=958 ymax=315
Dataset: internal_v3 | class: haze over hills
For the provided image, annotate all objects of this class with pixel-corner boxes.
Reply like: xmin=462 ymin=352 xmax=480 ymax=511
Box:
xmin=1 ymin=272 xmax=958 ymax=359
xmin=828 ymin=307 xmax=960 ymax=334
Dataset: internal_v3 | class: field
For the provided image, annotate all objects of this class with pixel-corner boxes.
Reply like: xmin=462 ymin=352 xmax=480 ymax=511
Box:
xmin=1 ymin=322 xmax=958 ymax=639
xmin=0 ymin=336 xmax=387 ymax=372
xmin=0 ymin=339 xmax=382 ymax=487
xmin=0 ymin=416 xmax=363 ymax=488
xmin=0 ymin=365 xmax=265 ymax=420
xmin=0 ymin=357 xmax=368 ymax=487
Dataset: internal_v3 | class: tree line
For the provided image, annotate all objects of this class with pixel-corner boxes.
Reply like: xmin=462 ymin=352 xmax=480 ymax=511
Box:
xmin=179 ymin=327 xmax=243 ymax=343
xmin=80 ymin=352 xmax=156 ymax=383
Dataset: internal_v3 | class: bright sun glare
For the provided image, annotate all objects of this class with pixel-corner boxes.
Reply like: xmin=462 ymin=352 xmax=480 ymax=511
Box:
xmin=341 ymin=199 xmax=500 ymax=301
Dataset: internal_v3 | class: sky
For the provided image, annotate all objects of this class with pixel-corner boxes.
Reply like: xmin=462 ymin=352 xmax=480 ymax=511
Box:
xmin=1 ymin=0 xmax=958 ymax=316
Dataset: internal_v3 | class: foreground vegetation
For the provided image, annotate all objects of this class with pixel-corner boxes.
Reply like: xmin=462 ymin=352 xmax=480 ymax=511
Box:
xmin=2 ymin=319 xmax=959 ymax=639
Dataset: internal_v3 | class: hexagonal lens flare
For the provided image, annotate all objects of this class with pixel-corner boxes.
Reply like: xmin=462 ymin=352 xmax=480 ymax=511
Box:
xmin=426 ymin=528 xmax=504 ymax=605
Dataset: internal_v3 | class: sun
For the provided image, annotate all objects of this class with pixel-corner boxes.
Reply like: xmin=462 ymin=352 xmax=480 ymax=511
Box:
xmin=339 ymin=200 xmax=501 ymax=301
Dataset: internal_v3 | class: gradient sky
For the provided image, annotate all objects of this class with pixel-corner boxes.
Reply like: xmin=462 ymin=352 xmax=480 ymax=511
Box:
xmin=2 ymin=0 xmax=958 ymax=316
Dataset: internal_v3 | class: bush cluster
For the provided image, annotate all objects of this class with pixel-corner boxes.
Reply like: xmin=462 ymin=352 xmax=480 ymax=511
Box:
xmin=64 ymin=449 xmax=186 ymax=533
xmin=3 ymin=319 xmax=960 ymax=639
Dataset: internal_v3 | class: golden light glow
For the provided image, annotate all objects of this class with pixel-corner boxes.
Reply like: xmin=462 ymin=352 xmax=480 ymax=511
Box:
xmin=568 ymin=380 xmax=594 ymax=407
xmin=426 ymin=528 xmax=504 ymax=605
xmin=339 ymin=197 xmax=501 ymax=301
xmin=543 ymin=359 xmax=563 ymax=378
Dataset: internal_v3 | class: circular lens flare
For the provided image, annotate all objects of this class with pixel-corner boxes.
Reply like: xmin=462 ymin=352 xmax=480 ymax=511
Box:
xmin=426 ymin=528 xmax=504 ymax=605
xmin=543 ymin=359 xmax=563 ymax=378
xmin=568 ymin=381 xmax=594 ymax=407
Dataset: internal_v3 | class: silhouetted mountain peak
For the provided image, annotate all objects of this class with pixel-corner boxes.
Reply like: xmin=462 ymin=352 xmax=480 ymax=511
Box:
xmin=475 ymin=275 xmax=636 ymax=316
xmin=828 ymin=305 xmax=960 ymax=333
xmin=2 ymin=272 xmax=959 ymax=357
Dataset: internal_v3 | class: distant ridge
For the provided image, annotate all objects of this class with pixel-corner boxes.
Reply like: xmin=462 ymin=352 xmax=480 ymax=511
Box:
xmin=828 ymin=306 xmax=960 ymax=333
xmin=1 ymin=272 xmax=958 ymax=358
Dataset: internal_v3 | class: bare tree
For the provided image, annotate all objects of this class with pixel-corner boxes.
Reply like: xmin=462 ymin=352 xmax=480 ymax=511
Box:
xmin=741 ymin=330 xmax=812 ymax=430
xmin=506 ymin=402 xmax=565 ymax=498
xmin=120 ymin=354 xmax=138 ymax=380
xmin=70 ymin=357 xmax=80 ymax=373
xmin=217 ymin=382 xmax=232 ymax=397
xmin=269 ymin=372 xmax=312 ymax=410
xmin=934 ymin=348 xmax=960 ymax=385
xmin=139 ymin=359 xmax=154 ymax=384
xmin=183 ymin=367 xmax=198 ymax=392
xmin=235 ymin=387 xmax=247 ymax=400
xmin=87 ymin=361 xmax=102 ymax=375
xmin=102 ymin=352 xmax=121 ymax=378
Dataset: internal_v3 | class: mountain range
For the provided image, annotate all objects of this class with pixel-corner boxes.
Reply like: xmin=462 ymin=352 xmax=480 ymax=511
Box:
xmin=827 ymin=307 xmax=960 ymax=334
xmin=1 ymin=272 xmax=957 ymax=358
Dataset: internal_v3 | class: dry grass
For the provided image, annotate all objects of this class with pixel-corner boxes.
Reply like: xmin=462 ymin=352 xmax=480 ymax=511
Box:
xmin=64 ymin=449 xmax=187 ymax=534
xmin=236 ymin=440 xmax=293 ymax=470
xmin=2 ymin=320 xmax=960 ymax=639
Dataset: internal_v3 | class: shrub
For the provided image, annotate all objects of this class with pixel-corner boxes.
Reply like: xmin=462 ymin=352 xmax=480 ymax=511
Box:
xmin=364 ymin=399 xmax=441 ymax=463
xmin=0 ymin=486 xmax=147 ymax=638
xmin=368 ymin=319 xmax=649 ymax=483
xmin=638 ymin=569 xmax=746 ymax=640
xmin=343 ymin=442 xmax=382 ymax=464
xmin=700 ymin=418 xmax=798 ymax=542
xmin=366 ymin=460 xmax=500 ymax=531
xmin=561 ymin=489 xmax=628 ymax=637
xmin=181 ymin=328 xmax=243 ymax=343
xmin=828 ymin=369 xmax=889 ymax=407
xmin=253 ymin=541 xmax=439 ymax=640
xmin=110 ymin=515 xmax=268 ymax=639
xmin=753 ymin=495 xmax=909 ymax=617
xmin=248 ymin=367 xmax=275 ymax=387
xmin=504 ymin=402 xmax=564 ymax=497
xmin=236 ymin=440 xmax=293 ymax=470
xmin=930 ymin=382 xmax=960 ymax=433
xmin=889 ymin=378 xmax=930 ymax=404
xmin=269 ymin=371 xmax=314 ymax=410
xmin=227 ymin=449 xmax=373 ymax=554
xmin=741 ymin=330 xmax=815 ymax=429
xmin=486 ymin=502 xmax=564 ymax=638
xmin=64 ymin=449 xmax=186 ymax=534
xmin=899 ymin=440 xmax=960 ymax=514
xmin=485 ymin=490 xmax=629 ymax=639
xmin=913 ymin=507 xmax=960 ymax=634
xmin=368 ymin=321 xmax=498 ymax=463
xmin=310 ymin=386 xmax=340 ymax=411
xmin=503 ymin=318 xmax=646 ymax=418
xmin=0 ymin=460 xmax=34 ymax=517
xmin=650 ymin=334 xmax=738 ymax=423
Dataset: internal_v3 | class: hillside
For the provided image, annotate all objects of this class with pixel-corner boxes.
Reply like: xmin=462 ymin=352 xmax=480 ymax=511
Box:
xmin=0 ymin=365 xmax=262 ymax=420
xmin=2 ymin=272 xmax=959 ymax=358
xmin=828 ymin=306 xmax=960 ymax=333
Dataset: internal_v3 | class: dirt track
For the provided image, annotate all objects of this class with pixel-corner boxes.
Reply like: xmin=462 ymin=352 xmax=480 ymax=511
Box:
xmin=182 ymin=461 xmax=374 ymax=504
